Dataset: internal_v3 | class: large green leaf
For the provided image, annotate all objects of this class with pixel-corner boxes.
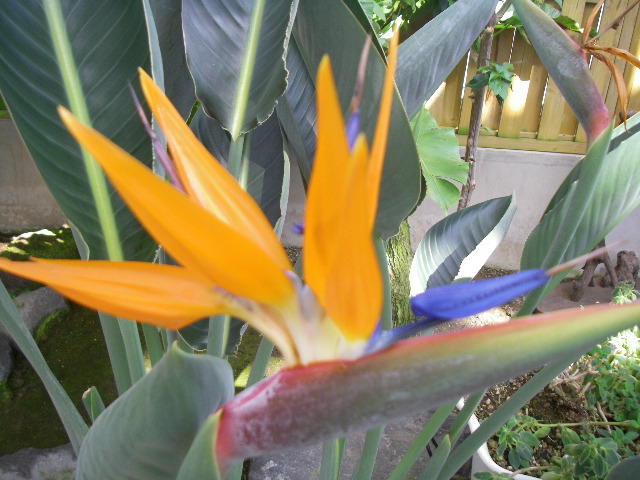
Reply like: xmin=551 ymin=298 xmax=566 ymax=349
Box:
xmin=519 ymin=117 xmax=640 ymax=314
xmin=75 ymin=344 xmax=234 ymax=480
xmin=396 ymin=0 xmax=500 ymax=120
xmin=0 ymin=0 xmax=155 ymax=262
xmin=411 ymin=107 xmax=468 ymax=213
xmin=277 ymin=39 xmax=317 ymax=183
xmin=410 ymin=195 xmax=516 ymax=292
xmin=215 ymin=303 xmax=640 ymax=472
xmin=288 ymin=0 xmax=422 ymax=239
xmin=512 ymin=0 xmax=609 ymax=144
xmin=182 ymin=0 xmax=298 ymax=138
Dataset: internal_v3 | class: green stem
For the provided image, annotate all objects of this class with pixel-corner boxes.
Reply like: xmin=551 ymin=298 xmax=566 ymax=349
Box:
xmin=319 ymin=438 xmax=344 ymax=480
xmin=388 ymin=400 xmax=458 ymax=480
xmin=228 ymin=135 xmax=246 ymax=181
xmin=43 ymin=0 xmax=148 ymax=390
xmin=208 ymin=315 xmax=232 ymax=358
xmin=42 ymin=0 xmax=123 ymax=262
xmin=229 ymin=0 xmax=265 ymax=139
xmin=141 ymin=323 xmax=164 ymax=366
xmin=246 ymin=336 xmax=275 ymax=388
xmin=532 ymin=420 xmax=632 ymax=429
xmin=350 ymin=426 xmax=385 ymax=480
xmin=374 ymin=235 xmax=392 ymax=330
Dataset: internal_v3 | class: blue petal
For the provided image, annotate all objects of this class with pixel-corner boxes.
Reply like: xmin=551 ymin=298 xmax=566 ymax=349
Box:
xmin=410 ymin=269 xmax=549 ymax=319
xmin=291 ymin=222 xmax=305 ymax=235
xmin=365 ymin=269 xmax=549 ymax=354
xmin=345 ymin=109 xmax=360 ymax=150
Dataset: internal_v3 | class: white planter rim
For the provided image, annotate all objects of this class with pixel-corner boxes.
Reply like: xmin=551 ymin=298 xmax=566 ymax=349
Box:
xmin=458 ymin=399 xmax=538 ymax=480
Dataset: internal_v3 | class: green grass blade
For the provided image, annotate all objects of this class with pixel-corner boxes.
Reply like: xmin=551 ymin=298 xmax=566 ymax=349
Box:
xmin=349 ymin=426 xmax=385 ymax=480
xmin=436 ymin=351 xmax=583 ymax=480
xmin=388 ymin=400 xmax=457 ymax=480
xmin=320 ymin=438 xmax=345 ymax=480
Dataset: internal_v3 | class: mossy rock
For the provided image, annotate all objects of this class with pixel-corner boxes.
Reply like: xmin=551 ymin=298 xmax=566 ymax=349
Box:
xmin=1 ymin=227 xmax=79 ymax=262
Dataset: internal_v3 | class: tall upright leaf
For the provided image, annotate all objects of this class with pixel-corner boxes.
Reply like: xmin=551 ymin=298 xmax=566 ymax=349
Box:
xmin=0 ymin=0 xmax=156 ymax=262
xmin=146 ymin=0 xmax=196 ymax=119
xmin=410 ymin=196 xmax=516 ymax=292
xmin=182 ymin=0 xmax=298 ymax=138
xmin=520 ymin=115 xmax=640 ymax=314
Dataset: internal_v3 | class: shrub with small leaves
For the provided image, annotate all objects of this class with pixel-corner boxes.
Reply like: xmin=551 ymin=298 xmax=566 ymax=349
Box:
xmin=466 ymin=61 xmax=514 ymax=106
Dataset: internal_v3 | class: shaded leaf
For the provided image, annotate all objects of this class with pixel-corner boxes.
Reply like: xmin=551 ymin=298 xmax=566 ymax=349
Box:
xmin=520 ymin=114 xmax=640 ymax=314
xmin=290 ymin=0 xmax=421 ymax=239
xmin=182 ymin=0 xmax=297 ymax=137
xmin=0 ymin=0 xmax=156 ymax=261
xmin=410 ymin=195 xmax=516 ymax=293
xmin=396 ymin=0 xmax=500 ymax=119
xmin=75 ymin=344 xmax=234 ymax=480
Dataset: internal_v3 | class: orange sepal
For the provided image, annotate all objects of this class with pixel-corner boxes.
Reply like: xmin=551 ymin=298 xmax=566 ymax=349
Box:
xmin=323 ymin=137 xmax=382 ymax=339
xmin=138 ymin=69 xmax=291 ymax=272
xmin=303 ymin=57 xmax=352 ymax=303
xmin=59 ymin=108 xmax=295 ymax=305
xmin=0 ymin=258 xmax=231 ymax=329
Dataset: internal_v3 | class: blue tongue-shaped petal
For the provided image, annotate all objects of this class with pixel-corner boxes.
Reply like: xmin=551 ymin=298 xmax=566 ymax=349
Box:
xmin=366 ymin=269 xmax=550 ymax=354
xmin=410 ymin=269 xmax=549 ymax=319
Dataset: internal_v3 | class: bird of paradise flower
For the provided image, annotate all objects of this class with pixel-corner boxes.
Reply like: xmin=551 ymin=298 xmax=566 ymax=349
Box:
xmin=0 ymin=32 xmax=604 ymax=368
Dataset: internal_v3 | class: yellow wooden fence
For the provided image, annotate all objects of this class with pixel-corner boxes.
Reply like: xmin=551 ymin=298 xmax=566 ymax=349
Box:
xmin=426 ymin=0 xmax=640 ymax=155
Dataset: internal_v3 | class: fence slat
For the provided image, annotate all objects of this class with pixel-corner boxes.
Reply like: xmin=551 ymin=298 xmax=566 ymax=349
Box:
xmin=447 ymin=0 xmax=639 ymax=153
xmin=498 ymin=33 xmax=540 ymax=138
xmin=426 ymin=57 xmax=467 ymax=127
xmin=624 ymin=0 xmax=640 ymax=112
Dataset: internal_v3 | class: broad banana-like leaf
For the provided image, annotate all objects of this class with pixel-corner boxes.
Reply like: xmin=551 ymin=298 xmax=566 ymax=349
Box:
xmin=0 ymin=0 xmax=156 ymax=262
xmin=277 ymin=39 xmax=317 ymax=182
xmin=214 ymin=303 xmax=640 ymax=473
xmin=396 ymin=0 xmax=500 ymax=120
xmin=512 ymin=0 xmax=609 ymax=144
xmin=182 ymin=0 xmax=298 ymax=138
xmin=411 ymin=107 xmax=468 ymax=213
xmin=75 ymin=344 xmax=234 ymax=480
xmin=521 ymin=115 xmax=640 ymax=314
xmin=410 ymin=196 xmax=516 ymax=293
xmin=287 ymin=0 xmax=422 ymax=239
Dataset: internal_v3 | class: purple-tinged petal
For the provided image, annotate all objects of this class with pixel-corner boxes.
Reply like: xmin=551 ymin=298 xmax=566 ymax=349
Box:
xmin=410 ymin=269 xmax=548 ymax=319
xmin=345 ymin=110 xmax=360 ymax=150
xmin=291 ymin=222 xmax=305 ymax=235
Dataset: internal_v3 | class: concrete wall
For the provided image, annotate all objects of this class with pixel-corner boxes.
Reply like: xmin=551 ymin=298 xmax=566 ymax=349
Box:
xmin=0 ymin=120 xmax=66 ymax=231
xmin=282 ymin=147 xmax=640 ymax=270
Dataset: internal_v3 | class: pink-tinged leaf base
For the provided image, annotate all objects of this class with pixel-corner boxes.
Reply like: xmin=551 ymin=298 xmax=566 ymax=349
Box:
xmin=215 ymin=303 xmax=640 ymax=473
